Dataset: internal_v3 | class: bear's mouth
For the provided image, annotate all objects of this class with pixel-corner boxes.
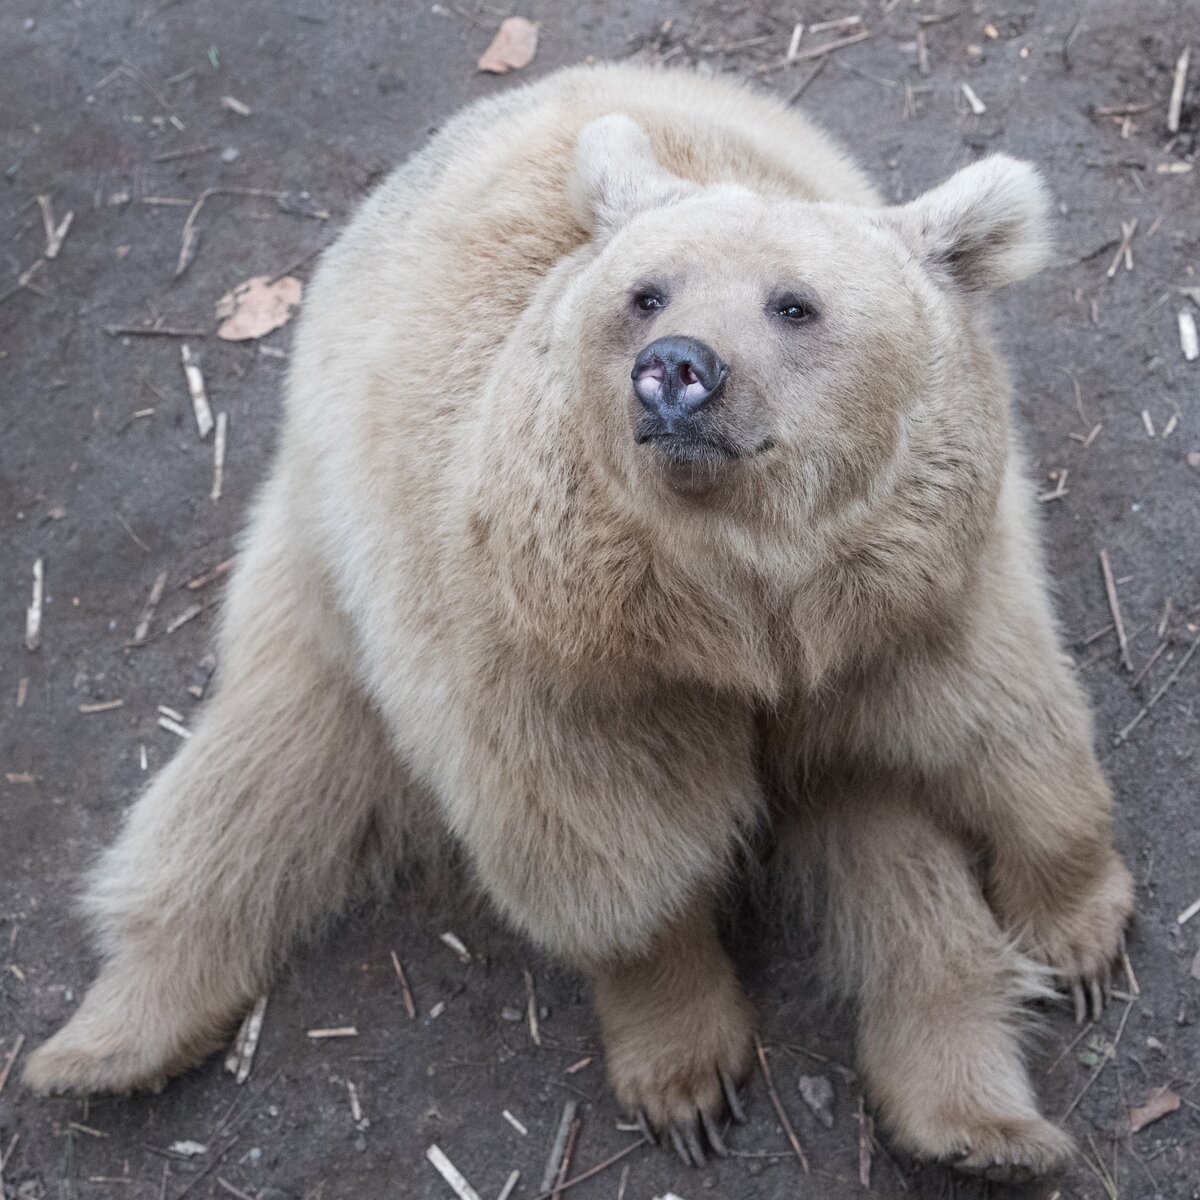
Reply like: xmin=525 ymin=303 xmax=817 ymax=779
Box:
xmin=635 ymin=427 xmax=776 ymax=464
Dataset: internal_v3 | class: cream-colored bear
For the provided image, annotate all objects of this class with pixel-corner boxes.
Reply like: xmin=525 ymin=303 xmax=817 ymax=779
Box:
xmin=27 ymin=64 xmax=1132 ymax=1180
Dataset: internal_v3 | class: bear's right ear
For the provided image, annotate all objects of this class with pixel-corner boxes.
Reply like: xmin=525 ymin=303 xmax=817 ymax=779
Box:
xmin=570 ymin=115 xmax=697 ymax=237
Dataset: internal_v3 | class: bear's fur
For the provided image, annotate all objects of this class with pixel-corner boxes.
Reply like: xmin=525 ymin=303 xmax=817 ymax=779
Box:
xmin=26 ymin=64 xmax=1133 ymax=1179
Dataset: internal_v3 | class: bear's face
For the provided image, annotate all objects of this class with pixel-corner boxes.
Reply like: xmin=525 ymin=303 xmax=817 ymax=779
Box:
xmin=565 ymin=116 xmax=1050 ymax=517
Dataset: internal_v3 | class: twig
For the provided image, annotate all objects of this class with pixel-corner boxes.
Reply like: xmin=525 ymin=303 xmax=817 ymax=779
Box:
xmin=1105 ymin=219 xmax=1138 ymax=278
xmin=391 ymin=951 xmax=416 ymax=1019
xmin=175 ymin=187 xmax=283 ymax=278
xmin=1113 ymin=630 xmax=1200 ymax=745
xmin=530 ymin=1139 xmax=648 ymax=1200
xmin=0 ymin=1034 xmax=25 ymax=1093
xmin=786 ymin=57 xmax=828 ymax=104
xmin=181 ymin=343 xmax=214 ymax=439
xmin=496 ymin=1170 xmax=520 ymax=1200
xmin=105 ymin=324 xmax=209 ymax=338
xmin=37 ymin=195 xmax=74 ymax=260
xmin=210 ymin=412 xmax=227 ymax=502
xmin=184 ymin=557 xmax=235 ymax=590
xmin=755 ymin=1034 xmax=809 ymax=1173
xmin=131 ymin=570 xmax=169 ymax=646
xmin=152 ymin=144 xmax=218 ymax=163
xmin=1060 ymin=997 xmax=1135 ymax=1120
xmin=758 ymin=29 xmax=872 ymax=73
xmin=1167 ymin=46 xmax=1191 ymax=134
xmin=425 ymin=1145 xmax=482 ymax=1200
xmin=551 ymin=1114 xmax=581 ymax=1200
xmin=540 ymin=1101 xmax=578 ymax=1192
xmin=1099 ymin=550 xmax=1132 ymax=671
xmin=524 ymin=968 xmax=542 ymax=1046
xmin=24 ymin=559 xmax=43 ymax=652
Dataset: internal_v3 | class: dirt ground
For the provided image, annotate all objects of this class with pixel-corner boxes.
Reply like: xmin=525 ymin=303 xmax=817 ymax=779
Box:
xmin=2 ymin=0 xmax=1198 ymax=1197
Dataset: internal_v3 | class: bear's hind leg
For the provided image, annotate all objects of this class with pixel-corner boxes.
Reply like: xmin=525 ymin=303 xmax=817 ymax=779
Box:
xmin=788 ymin=782 xmax=1073 ymax=1180
xmin=25 ymin=494 xmax=415 ymax=1096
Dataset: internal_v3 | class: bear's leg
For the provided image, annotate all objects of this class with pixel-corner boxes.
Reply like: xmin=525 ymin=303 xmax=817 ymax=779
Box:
xmin=590 ymin=905 xmax=755 ymax=1164
xmin=24 ymin=493 xmax=412 ymax=1096
xmin=958 ymin=729 xmax=1132 ymax=1024
xmin=792 ymin=784 xmax=1073 ymax=1180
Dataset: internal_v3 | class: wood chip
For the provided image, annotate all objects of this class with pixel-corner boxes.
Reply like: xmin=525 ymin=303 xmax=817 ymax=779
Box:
xmin=24 ymin=558 xmax=43 ymax=652
xmin=211 ymin=412 xmax=227 ymax=501
xmin=306 ymin=1026 xmax=358 ymax=1039
xmin=220 ymin=95 xmax=252 ymax=117
xmin=961 ymin=81 xmax=986 ymax=114
xmin=425 ymin=1144 xmax=482 ymax=1200
xmin=79 ymin=699 xmax=124 ymax=714
xmin=1179 ymin=310 xmax=1199 ymax=361
xmin=1128 ymin=1085 xmax=1180 ymax=1133
xmin=1167 ymin=46 xmax=1191 ymax=134
xmin=224 ymin=995 xmax=267 ymax=1084
xmin=478 ymin=17 xmax=539 ymax=74
xmin=181 ymin=344 xmax=214 ymax=439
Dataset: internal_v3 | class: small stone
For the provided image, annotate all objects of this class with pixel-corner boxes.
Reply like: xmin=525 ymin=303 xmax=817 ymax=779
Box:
xmin=797 ymin=1074 xmax=835 ymax=1128
xmin=220 ymin=147 xmax=240 ymax=164
xmin=500 ymin=1005 xmax=522 ymax=1022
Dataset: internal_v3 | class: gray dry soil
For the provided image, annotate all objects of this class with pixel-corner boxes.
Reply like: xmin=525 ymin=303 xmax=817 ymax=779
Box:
xmin=2 ymin=1 xmax=1199 ymax=1198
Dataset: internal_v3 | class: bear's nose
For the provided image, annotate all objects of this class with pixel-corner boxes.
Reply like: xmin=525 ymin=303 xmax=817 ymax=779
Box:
xmin=631 ymin=335 xmax=729 ymax=424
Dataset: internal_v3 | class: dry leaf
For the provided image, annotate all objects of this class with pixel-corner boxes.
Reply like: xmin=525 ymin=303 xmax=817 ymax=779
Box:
xmin=478 ymin=17 xmax=538 ymax=74
xmin=1128 ymin=1085 xmax=1180 ymax=1133
xmin=215 ymin=275 xmax=302 ymax=341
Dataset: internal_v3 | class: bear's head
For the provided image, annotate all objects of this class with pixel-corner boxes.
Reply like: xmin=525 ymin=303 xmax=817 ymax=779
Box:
xmin=564 ymin=115 xmax=1050 ymax=528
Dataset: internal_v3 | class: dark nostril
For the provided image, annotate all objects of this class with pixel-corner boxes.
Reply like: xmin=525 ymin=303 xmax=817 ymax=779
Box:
xmin=679 ymin=361 xmax=698 ymax=387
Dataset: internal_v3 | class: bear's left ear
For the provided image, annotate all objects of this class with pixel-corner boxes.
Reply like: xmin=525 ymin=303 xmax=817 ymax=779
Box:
xmin=885 ymin=155 xmax=1051 ymax=292
xmin=570 ymin=114 xmax=698 ymax=237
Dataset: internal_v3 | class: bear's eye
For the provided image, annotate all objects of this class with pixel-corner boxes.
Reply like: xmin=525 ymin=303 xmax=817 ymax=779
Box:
xmin=633 ymin=290 xmax=667 ymax=313
xmin=773 ymin=294 xmax=819 ymax=324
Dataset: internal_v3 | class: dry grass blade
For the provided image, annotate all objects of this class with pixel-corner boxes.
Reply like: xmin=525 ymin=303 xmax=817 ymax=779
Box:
xmin=1098 ymin=550 xmax=1132 ymax=671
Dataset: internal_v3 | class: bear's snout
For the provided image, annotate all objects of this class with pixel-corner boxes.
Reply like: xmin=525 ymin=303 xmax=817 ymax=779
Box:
xmin=631 ymin=336 xmax=729 ymax=433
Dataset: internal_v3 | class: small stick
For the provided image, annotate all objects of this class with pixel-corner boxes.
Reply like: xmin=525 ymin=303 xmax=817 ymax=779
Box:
xmin=1060 ymin=997 xmax=1135 ymax=1120
xmin=0 ymin=1034 xmax=25 ymax=1093
xmin=391 ymin=951 xmax=416 ymax=1019
xmin=916 ymin=28 xmax=930 ymax=75
xmin=1105 ymin=219 xmax=1138 ymax=279
xmin=425 ymin=1144 xmax=483 ymax=1200
xmin=25 ymin=558 xmax=43 ymax=651
xmin=1113 ymin=630 xmax=1200 ymax=745
xmin=540 ymin=1101 xmax=577 ymax=1192
xmin=1098 ymin=550 xmax=1132 ymax=672
xmin=440 ymin=931 xmax=472 ymax=962
xmin=1177 ymin=895 xmax=1200 ymax=925
xmin=37 ymin=194 xmax=74 ymax=259
xmin=184 ymin=557 xmax=235 ymax=590
xmin=347 ymin=1079 xmax=365 ymax=1125
xmin=1130 ymin=641 xmax=1167 ymax=687
xmin=502 ymin=1110 xmax=527 ymax=1136
xmin=165 ymin=603 xmax=206 ymax=635
xmin=151 ymin=144 xmax=218 ymax=163
xmin=754 ymin=1034 xmax=809 ymax=1173
xmin=105 ymin=324 xmax=209 ymax=338
xmin=564 ymin=1057 xmax=592 ymax=1074
xmin=524 ymin=968 xmax=541 ymax=1046
xmin=792 ymin=28 xmax=871 ymax=61
xmin=856 ymin=1093 xmax=872 ymax=1188
xmin=550 ymin=1115 xmax=581 ymax=1200
xmin=306 ymin=1026 xmax=357 ymax=1039
xmin=1122 ymin=945 xmax=1140 ymax=996
xmin=808 ymin=14 xmax=861 ymax=34
xmin=1167 ymin=46 xmax=1191 ymax=134
xmin=496 ymin=1170 xmax=520 ymax=1200
xmin=1044 ymin=1019 xmax=1095 ymax=1074
xmin=210 ymin=412 xmax=227 ymax=502
xmin=181 ymin=344 xmax=214 ymax=439
xmin=80 ymin=699 xmax=124 ymax=714
xmin=530 ymin=1139 xmax=647 ymax=1200
xmin=960 ymin=81 xmax=986 ymax=114
xmin=115 ymin=514 xmax=151 ymax=557
xmin=158 ymin=716 xmax=192 ymax=739
xmin=175 ymin=187 xmax=284 ymax=278
xmin=1141 ymin=409 xmax=1156 ymax=438
xmin=785 ymin=23 xmax=803 ymax=60
xmin=786 ymin=57 xmax=828 ymax=104
xmin=132 ymin=570 xmax=169 ymax=646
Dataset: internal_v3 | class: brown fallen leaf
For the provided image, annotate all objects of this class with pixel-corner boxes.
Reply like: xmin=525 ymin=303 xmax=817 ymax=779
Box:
xmin=1128 ymin=1085 xmax=1181 ymax=1133
xmin=215 ymin=275 xmax=303 ymax=341
xmin=478 ymin=17 xmax=538 ymax=74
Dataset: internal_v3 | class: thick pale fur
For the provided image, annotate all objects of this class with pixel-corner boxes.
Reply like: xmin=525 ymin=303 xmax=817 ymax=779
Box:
xmin=27 ymin=64 xmax=1132 ymax=1177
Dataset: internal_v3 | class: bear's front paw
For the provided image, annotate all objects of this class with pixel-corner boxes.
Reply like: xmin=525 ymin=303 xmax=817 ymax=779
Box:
xmin=1018 ymin=853 xmax=1134 ymax=1023
xmin=599 ymin=979 xmax=755 ymax=1166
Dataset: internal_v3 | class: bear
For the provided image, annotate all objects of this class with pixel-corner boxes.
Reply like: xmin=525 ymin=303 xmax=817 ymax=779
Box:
xmin=26 ymin=63 xmax=1133 ymax=1179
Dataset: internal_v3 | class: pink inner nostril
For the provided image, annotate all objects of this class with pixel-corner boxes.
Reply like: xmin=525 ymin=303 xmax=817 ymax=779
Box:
xmin=679 ymin=362 xmax=698 ymax=387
